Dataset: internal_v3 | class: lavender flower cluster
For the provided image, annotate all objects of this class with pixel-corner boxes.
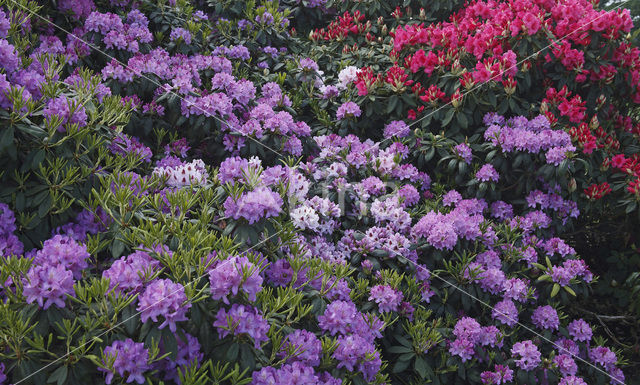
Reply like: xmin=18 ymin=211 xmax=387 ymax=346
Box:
xmin=483 ymin=113 xmax=576 ymax=166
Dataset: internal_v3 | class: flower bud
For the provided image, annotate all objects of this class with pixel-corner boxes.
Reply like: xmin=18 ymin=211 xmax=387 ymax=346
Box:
xmin=568 ymin=178 xmax=577 ymax=192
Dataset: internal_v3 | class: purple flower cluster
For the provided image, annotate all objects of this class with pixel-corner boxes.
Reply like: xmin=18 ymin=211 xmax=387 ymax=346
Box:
xmin=57 ymin=0 xmax=95 ymax=20
xmin=223 ymin=187 xmax=283 ymax=224
xmin=333 ymin=334 xmax=381 ymax=381
xmin=42 ymin=95 xmax=88 ymax=132
xmin=550 ymin=259 xmax=593 ymax=286
xmin=110 ymin=134 xmax=153 ymax=163
xmin=368 ymin=284 xmax=403 ymax=312
xmin=100 ymin=339 xmax=150 ymax=384
xmin=137 ymin=279 xmax=190 ymax=332
xmin=526 ymin=189 xmax=580 ymax=222
xmin=483 ymin=114 xmax=575 ymax=166
xmin=476 ymin=164 xmax=499 ymax=182
xmin=336 ymin=101 xmax=361 ymax=120
xmin=454 ymin=143 xmax=473 ymax=164
xmin=251 ymin=362 xmax=341 ymax=385
xmin=32 ymin=234 xmax=90 ymax=279
xmin=22 ymin=263 xmax=74 ymax=309
xmin=170 ymin=27 xmax=192 ymax=44
xmin=554 ymin=354 xmax=578 ymax=376
xmin=85 ymin=10 xmax=152 ymax=53
xmin=103 ymin=250 xmax=159 ymax=294
xmin=449 ymin=317 xmax=501 ymax=361
xmin=531 ymin=305 xmax=560 ymax=330
xmin=213 ymin=45 xmax=251 ymax=60
xmin=510 ymin=340 xmax=541 ymax=371
xmin=213 ymin=304 xmax=269 ymax=348
xmin=567 ymin=318 xmax=593 ymax=342
xmin=317 ymin=300 xmax=384 ymax=340
xmin=412 ymin=201 xmax=485 ymax=250
xmin=492 ymin=299 xmax=519 ymax=326
xmin=383 ymin=120 xmax=410 ymax=139
xmin=480 ymin=364 xmax=513 ymax=385
xmin=0 ymin=203 xmax=23 ymax=256
xmin=278 ymin=329 xmax=322 ymax=366
xmin=208 ymin=255 xmax=263 ymax=303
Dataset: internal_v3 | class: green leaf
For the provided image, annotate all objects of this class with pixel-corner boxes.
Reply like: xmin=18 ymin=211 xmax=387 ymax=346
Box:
xmin=442 ymin=108 xmax=455 ymax=126
xmin=456 ymin=112 xmax=468 ymax=129
xmin=0 ymin=126 xmax=14 ymax=150
xmin=111 ymin=239 xmax=126 ymax=258
xmin=550 ymin=283 xmax=560 ymax=298
xmin=226 ymin=343 xmax=239 ymax=361
xmin=414 ymin=357 xmax=430 ymax=379
xmin=393 ymin=358 xmax=411 ymax=373
xmin=564 ymin=286 xmax=576 ymax=296
xmin=388 ymin=345 xmax=413 ymax=354
xmin=387 ymin=95 xmax=399 ymax=113
xmin=47 ymin=365 xmax=68 ymax=385
xmin=240 ymin=344 xmax=255 ymax=370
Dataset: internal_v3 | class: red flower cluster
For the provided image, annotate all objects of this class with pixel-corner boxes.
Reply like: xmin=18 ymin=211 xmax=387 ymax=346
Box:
xmin=310 ymin=11 xmax=368 ymax=41
xmin=584 ymin=182 xmax=612 ymax=200
xmin=544 ymin=87 xmax=586 ymax=124
xmin=355 ymin=67 xmax=382 ymax=96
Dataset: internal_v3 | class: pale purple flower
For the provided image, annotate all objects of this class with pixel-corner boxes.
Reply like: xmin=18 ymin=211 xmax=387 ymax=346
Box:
xmin=208 ymin=255 xmax=263 ymax=303
xmin=100 ymin=339 xmax=150 ymax=384
xmin=589 ymin=346 xmax=617 ymax=370
xmin=332 ymin=334 xmax=381 ymax=381
xmin=170 ymin=27 xmax=192 ymax=44
xmin=554 ymin=354 xmax=578 ymax=376
xmin=568 ymin=319 xmax=592 ymax=343
xmin=384 ymin=120 xmax=410 ymax=139
xmin=454 ymin=143 xmax=472 ymax=164
xmin=480 ymin=365 xmax=513 ymax=385
xmin=368 ymin=285 xmax=402 ymax=313
xmin=23 ymin=264 xmax=74 ymax=309
xmin=558 ymin=376 xmax=588 ymax=385
xmin=511 ymin=340 xmax=541 ymax=371
xmin=137 ymin=279 xmax=190 ymax=332
xmin=449 ymin=338 xmax=474 ymax=362
xmin=102 ymin=250 xmax=160 ymax=294
xmin=492 ymin=299 xmax=518 ymax=326
xmin=213 ymin=304 xmax=269 ymax=349
xmin=279 ymin=329 xmax=322 ymax=366
xmin=223 ymin=187 xmax=283 ymax=224
xmin=476 ymin=164 xmax=499 ymax=182
xmin=336 ymin=101 xmax=361 ymax=120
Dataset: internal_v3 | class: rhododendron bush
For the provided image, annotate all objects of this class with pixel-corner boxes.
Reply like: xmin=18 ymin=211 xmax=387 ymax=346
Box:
xmin=1 ymin=0 xmax=639 ymax=384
